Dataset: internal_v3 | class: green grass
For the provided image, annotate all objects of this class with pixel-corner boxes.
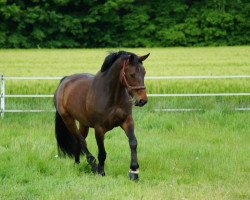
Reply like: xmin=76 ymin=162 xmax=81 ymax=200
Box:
xmin=0 ymin=112 xmax=249 ymax=199
xmin=0 ymin=47 xmax=250 ymax=199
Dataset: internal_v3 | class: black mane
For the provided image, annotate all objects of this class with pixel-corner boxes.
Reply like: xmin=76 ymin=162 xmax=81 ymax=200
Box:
xmin=100 ymin=51 xmax=138 ymax=72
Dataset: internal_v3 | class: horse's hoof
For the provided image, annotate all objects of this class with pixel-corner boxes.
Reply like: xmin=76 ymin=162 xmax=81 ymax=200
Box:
xmin=128 ymin=169 xmax=139 ymax=181
xmin=87 ymin=156 xmax=96 ymax=165
xmin=98 ymin=171 xmax=105 ymax=176
xmin=91 ymin=163 xmax=98 ymax=173
xmin=97 ymin=165 xmax=105 ymax=176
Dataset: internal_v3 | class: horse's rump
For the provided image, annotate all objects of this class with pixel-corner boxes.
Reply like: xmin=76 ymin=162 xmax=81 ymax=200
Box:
xmin=54 ymin=73 xmax=94 ymax=123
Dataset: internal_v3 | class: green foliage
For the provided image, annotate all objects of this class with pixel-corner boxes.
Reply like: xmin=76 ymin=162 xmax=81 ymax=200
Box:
xmin=0 ymin=0 xmax=249 ymax=48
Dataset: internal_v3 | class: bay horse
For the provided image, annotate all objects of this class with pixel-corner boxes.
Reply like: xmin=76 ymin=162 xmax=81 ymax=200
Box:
xmin=54 ymin=51 xmax=149 ymax=180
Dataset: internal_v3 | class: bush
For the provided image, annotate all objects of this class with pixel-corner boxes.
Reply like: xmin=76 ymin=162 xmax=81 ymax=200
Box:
xmin=0 ymin=0 xmax=249 ymax=48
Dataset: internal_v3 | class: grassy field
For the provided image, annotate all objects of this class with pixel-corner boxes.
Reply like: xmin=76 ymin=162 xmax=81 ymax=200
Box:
xmin=0 ymin=47 xmax=250 ymax=199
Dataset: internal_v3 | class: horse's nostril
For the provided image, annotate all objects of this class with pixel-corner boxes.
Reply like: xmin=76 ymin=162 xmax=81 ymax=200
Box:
xmin=138 ymin=99 xmax=147 ymax=106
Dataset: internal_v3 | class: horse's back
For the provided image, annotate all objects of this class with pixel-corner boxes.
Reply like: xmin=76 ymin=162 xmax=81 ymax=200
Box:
xmin=55 ymin=73 xmax=94 ymax=123
xmin=62 ymin=73 xmax=94 ymax=82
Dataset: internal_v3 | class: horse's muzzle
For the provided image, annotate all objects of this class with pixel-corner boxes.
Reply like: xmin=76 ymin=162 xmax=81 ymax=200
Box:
xmin=135 ymin=99 xmax=147 ymax=107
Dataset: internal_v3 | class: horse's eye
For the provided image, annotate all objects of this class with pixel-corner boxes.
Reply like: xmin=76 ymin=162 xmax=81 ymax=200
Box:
xmin=130 ymin=74 xmax=136 ymax=78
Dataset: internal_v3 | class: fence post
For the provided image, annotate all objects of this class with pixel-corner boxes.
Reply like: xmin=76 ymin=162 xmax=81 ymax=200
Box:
xmin=1 ymin=74 xmax=5 ymax=118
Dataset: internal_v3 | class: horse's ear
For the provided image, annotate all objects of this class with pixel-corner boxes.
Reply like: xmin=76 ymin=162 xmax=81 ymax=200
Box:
xmin=128 ymin=54 xmax=134 ymax=62
xmin=139 ymin=53 xmax=150 ymax=62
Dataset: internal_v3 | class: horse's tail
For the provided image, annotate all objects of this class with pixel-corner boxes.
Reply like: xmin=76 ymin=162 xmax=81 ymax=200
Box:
xmin=55 ymin=111 xmax=77 ymax=157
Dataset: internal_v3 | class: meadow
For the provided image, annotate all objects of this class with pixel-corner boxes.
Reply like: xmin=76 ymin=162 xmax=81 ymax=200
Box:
xmin=0 ymin=47 xmax=250 ymax=199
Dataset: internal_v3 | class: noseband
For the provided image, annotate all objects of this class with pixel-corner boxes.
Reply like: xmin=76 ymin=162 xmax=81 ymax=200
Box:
xmin=119 ymin=59 xmax=146 ymax=91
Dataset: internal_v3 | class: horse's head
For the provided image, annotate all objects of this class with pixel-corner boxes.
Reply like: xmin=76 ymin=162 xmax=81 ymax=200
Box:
xmin=120 ymin=53 xmax=150 ymax=107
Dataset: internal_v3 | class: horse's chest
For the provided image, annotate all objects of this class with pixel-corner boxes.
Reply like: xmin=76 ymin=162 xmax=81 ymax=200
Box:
xmin=104 ymin=108 xmax=127 ymax=129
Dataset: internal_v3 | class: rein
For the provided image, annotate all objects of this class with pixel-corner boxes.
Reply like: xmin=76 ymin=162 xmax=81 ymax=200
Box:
xmin=119 ymin=59 xmax=146 ymax=91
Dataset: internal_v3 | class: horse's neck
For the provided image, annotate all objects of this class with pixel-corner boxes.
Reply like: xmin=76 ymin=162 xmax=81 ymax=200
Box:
xmin=93 ymin=63 xmax=129 ymax=105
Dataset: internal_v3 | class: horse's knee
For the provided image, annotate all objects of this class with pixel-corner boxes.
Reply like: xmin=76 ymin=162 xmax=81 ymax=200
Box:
xmin=129 ymin=139 xmax=137 ymax=150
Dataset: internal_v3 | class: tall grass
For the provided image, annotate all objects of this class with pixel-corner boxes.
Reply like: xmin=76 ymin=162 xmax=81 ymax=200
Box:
xmin=0 ymin=47 xmax=249 ymax=199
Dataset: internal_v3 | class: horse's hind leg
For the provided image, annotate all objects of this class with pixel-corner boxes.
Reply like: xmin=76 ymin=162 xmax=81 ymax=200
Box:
xmin=61 ymin=114 xmax=82 ymax=164
xmin=79 ymin=124 xmax=98 ymax=173
xmin=62 ymin=116 xmax=97 ymax=172
xmin=94 ymin=126 xmax=106 ymax=176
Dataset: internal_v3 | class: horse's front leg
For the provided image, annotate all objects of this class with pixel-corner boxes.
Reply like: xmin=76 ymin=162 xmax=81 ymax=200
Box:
xmin=121 ymin=115 xmax=139 ymax=180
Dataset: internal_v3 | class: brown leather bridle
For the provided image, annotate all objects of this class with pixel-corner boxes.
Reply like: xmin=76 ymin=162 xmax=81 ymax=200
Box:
xmin=119 ymin=59 xmax=146 ymax=91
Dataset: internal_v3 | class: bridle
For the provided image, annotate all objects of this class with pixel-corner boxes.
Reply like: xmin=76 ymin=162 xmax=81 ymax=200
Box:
xmin=119 ymin=59 xmax=146 ymax=91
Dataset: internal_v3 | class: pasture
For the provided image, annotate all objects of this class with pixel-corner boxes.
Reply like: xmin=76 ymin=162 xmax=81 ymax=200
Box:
xmin=0 ymin=47 xmax=250 ymax=199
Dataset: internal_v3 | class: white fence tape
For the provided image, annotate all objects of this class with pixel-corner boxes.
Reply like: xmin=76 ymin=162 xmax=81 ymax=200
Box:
xmin=4 ymin=75 xmax=250 ymax=80
xmin=1 ymin=75 xmax=250 ymax=117
xmin=148 ymin=93 xmax=250 ymax=97
xmin=145 ymin=75 xmax=250 ymax=79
